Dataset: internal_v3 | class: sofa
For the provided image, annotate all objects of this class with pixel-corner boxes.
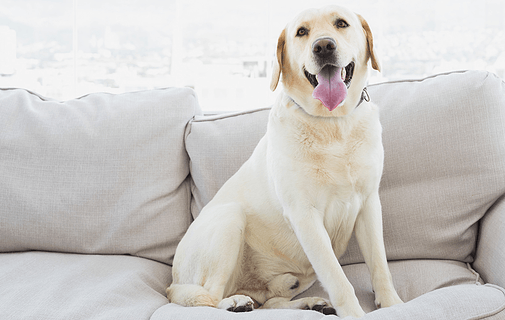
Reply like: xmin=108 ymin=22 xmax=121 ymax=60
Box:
xmin=0 ymin=69 xmax=504 ymax=320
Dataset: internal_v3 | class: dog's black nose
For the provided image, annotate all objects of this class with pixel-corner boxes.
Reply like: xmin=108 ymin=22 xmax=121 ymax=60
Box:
xmin=312 ymin=38 xmax=336 ymax=58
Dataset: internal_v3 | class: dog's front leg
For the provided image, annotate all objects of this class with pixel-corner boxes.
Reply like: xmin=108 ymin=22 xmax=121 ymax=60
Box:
xmin=355 ymin=191 xmax=403 ymax=309
xmin=285 ymin=204 xmax=365 ymax=318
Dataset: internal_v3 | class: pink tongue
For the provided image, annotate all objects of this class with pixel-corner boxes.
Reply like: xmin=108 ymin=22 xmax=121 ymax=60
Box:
xmin=312 ymin=66 xmax=347 ymax=111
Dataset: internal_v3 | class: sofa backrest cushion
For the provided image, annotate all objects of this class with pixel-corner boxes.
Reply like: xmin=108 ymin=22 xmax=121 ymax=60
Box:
xmin=185 ymin=70 xmax=505 ymax=264
xmin=0 ymin=87 xmax=200 ymax=265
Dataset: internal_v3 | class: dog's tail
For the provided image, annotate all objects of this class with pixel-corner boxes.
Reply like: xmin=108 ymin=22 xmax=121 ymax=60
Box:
xmin=166 ymin=284 xmax=218 ymax=308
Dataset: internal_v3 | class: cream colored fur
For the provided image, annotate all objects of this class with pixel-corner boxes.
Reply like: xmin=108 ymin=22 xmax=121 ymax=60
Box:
xmin=167 ymin=5 xmax=403 ymax=318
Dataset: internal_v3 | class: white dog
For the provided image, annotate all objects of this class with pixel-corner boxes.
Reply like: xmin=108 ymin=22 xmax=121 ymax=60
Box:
xmin=167 ymin=5 xmax=403 ymax=318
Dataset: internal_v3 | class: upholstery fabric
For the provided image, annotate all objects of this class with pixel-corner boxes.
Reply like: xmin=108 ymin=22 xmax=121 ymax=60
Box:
xmin=474 ymin=194 xmax=505 ymax=289
xmin=361 ymin=284 xmax=505 ymax=320
xmin=296 ymin=260 xmax=484 ymax=313
xmin=0 ymin=251 xmax=171 ymax=320
xmin=153 ymin=260 xmax=503 ymax=320
xmin=3 ymin=253 xmax=503 ymax=320
xmin=185 ymin=70 xmax=505 ymax=265
xmin=353 ymin=70 xmax=505 ymax=264
xmin=0 ymin=88 xmax=201 ymax=265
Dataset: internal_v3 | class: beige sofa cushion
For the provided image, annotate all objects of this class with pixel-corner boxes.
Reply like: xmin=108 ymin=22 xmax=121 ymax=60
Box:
xmin=349 ymin=70 xmax=505 ymax=264
xmin=155 ymin=266 xmax=504 ymax=320
xmin=3 ymin=253 xmax=502 ymax=320
xmin=0 ymin=252 xmax=171 ymax=320
xmin=0 ymin=88 xmax=200 ymax=265
xmin=185 ymin=70 xmax=505 ymax=265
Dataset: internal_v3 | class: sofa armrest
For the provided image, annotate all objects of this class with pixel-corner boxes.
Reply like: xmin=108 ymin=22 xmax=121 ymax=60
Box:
xmin=474 ymin=194 xmax=505 ymax=288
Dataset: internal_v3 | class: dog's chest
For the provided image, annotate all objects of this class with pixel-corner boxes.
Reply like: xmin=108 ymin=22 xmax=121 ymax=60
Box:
xmin=293 ymin=117 xmax=382 ymax=195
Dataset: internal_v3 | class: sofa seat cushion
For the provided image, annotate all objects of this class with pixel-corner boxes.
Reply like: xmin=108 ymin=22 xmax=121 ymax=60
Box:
xmin=153 ymin=285 xmax=504 ymax=320
xmin=185 ymin=70 xmax=505 ymax=266
xmin=0 ymin=251 xmax=171 ymax=320
xmin=0 ymin=87 xmax=201 ymax=265
xmin=152 ymin=260 xmax=504 ymax=319
xmin=297 ymin=260 xmax=484 ymax=313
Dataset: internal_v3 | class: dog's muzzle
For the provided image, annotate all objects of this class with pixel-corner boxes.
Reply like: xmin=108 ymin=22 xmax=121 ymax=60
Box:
xmin=312 ymin=37 xmax=337 ymax=63
xmin=303 ymin=37 xmax=356 ymax=111
xmin=304 ymin=62 xmax=354 ymax=89
xmin=305 ymin=37 xmax=354 ymax=89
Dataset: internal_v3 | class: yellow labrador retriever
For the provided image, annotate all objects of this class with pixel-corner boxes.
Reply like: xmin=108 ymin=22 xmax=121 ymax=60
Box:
xmin=167 ymin=5 xmax=403 ymax=318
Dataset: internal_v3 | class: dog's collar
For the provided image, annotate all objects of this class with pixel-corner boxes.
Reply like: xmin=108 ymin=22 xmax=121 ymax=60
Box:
xmin=358 ymin=87 xmax=370 ymax=107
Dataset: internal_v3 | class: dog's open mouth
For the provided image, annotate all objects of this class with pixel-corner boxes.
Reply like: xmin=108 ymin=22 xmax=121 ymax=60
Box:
xmin=305 ymin=62 xmax=355 ymax=111
xmin=304 ymin=61 xmax=355 ymax=89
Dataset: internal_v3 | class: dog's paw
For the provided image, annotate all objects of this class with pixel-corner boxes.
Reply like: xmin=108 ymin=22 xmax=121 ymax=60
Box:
xmin=331 ymin=297 xmax=366 ymax=318
xmin=309 ymin=303 xmax=337 ymax=315
xmin=218 ymin=295 xmax=254 ymax=312
xmin=302 ymin=297 xmax=336 ymax=315
xmin=375 ymin=289 xmax=403 ymax=309
xmin=375 ymin=294 xmax=403 ymax=309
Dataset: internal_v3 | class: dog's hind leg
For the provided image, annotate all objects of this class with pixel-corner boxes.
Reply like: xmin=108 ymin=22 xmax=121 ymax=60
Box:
xmin=168 ymin=202 xmax=251 ymax=310
xmin=166 ymin=284 xmax=218 ymax=307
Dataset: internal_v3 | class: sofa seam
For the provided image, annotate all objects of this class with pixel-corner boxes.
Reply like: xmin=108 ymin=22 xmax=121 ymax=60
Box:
xmin=474 ymin=192 xmax=505 ymax=286
xmin=368 ymin=70 xmax=472 ymax=88
xmin=0 ymin=86 xmax=194 ymax=103
xmin=184 ymin=114 xmax=197 ymax=221
xmin=465 ymin=284 xmax=505 ymax=320
xmin=0 ymin=87 xmax=52 ymax=102
xmin=194 ymin=107 xmax=272 ymax=122
xmin=466 ymin=263 xmax=482 ymax=285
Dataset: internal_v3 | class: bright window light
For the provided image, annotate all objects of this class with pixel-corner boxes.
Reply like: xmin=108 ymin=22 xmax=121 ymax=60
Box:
xmin=0 ymin=0 xmax=504 ymax=111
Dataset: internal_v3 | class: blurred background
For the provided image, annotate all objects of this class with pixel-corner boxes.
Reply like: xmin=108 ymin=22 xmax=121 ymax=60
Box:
xmin=0 ymin=0 xmax=503 ymax=111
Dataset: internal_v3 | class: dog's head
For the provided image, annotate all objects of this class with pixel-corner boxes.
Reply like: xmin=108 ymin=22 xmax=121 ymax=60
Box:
xmin=271 ymin=6 xmax=381 ymax=117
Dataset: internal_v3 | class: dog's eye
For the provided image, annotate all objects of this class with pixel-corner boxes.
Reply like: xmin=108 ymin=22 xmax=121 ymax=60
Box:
xmin=296 ymin=27 xmax=308 ymax=37
xmin=336 ymin=19 xmax=349 ymax=29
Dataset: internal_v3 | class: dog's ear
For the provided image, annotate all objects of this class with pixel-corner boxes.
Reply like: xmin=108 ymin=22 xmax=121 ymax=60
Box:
xmin=357 ymin=14 xmax=381 ymax=72
xmin=270 ymin=28 xmax=286 ymax=91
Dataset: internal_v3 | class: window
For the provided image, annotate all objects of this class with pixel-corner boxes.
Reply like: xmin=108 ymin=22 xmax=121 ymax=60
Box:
xmin=0 ymin=0 xmax=503 ymax=111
